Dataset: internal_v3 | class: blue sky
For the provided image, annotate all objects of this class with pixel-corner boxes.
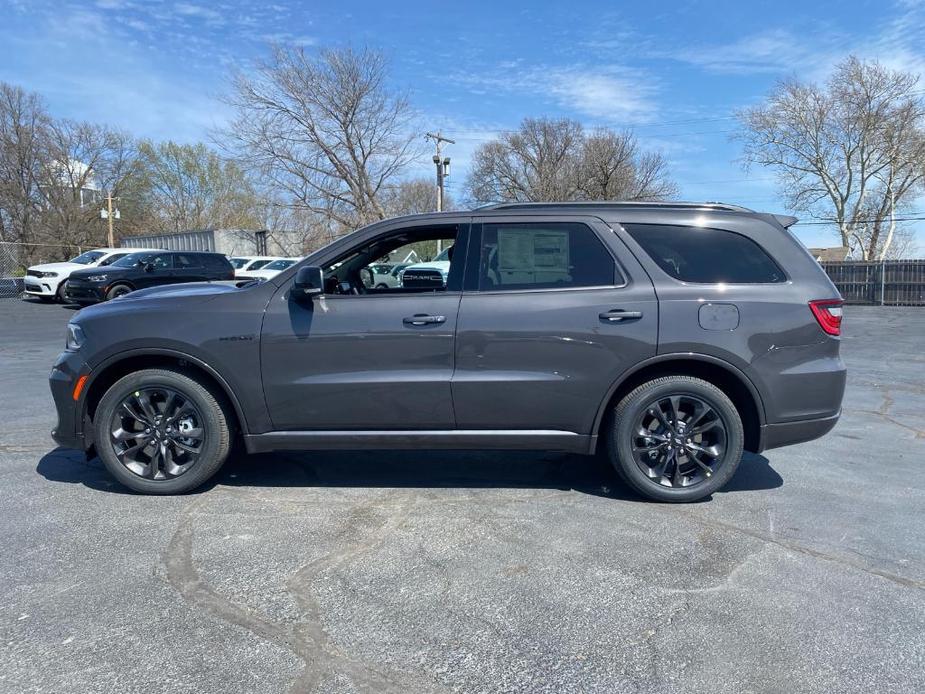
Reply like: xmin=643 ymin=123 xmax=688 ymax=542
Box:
xmin=2 ymin=0 xmax=924 ymax=249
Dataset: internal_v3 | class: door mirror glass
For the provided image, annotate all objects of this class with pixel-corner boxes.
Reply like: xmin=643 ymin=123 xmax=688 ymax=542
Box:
xmin=293 ymin=266 xmax=324 ymax=298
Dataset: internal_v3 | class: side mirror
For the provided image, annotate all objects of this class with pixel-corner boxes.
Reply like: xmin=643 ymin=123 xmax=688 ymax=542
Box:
xmin=293 ymin=265 xmax=324 ymax=298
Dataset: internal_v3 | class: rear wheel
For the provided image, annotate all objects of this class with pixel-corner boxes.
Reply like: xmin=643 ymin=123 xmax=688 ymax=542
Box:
xmin=607 ymin=376 xmax=744 ymax=502
xmin=105 ymin=283 xmax=132 ymax=300
xmin=93 ymin=368 xmax=232 ymax=494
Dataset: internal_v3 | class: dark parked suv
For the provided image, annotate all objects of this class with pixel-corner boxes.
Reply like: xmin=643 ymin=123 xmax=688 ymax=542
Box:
xmin=66 ymin=251 xmax=234 ymax=303
xmin=49 ymin=202 xmax=846 ymax=501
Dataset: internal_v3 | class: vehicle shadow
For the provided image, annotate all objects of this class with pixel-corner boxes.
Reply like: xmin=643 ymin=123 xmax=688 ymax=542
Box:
xmin=36 ymin=447 xmax=782 ymax=501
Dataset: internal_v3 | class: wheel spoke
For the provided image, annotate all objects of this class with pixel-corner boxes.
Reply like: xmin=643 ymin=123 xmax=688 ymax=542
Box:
xmin=686 ymin=441 xmax=721 ymax=459
xmin=134 ymin=392 xmax=158 ymax=422
xmin=112 ymin=427 xmax=143 ymax=441
xmin=117 ymin=440 xmax=148 ymax=460
xmin=120 ymin=401 xmax=150 ymax=426
xmin=162 ymin=391 xmax=177 ymax=419
xmin=648 ymin=406 xmax=673 ymax=432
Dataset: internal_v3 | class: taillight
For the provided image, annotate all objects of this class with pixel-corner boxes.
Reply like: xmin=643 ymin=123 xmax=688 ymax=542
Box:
xmin=809 ymin=299 xmax=843 ymax=336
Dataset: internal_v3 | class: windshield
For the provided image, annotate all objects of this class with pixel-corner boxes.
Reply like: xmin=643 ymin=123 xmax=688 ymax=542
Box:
xmin=111 ymin=252 xmax=156 ymax=268
xmin=228 ymin=257 xmax=249 ymax=269
xmin=264 ymin=259 xmax=297 ymax=271
xmin=433 ymin=246 xmax=452 ymax=262
xmin=69 ymin=251 xmax=106 ymax=265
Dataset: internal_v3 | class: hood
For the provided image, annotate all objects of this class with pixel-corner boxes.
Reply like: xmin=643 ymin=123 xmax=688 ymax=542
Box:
xmin=69 ymin=265 xmax=132 ymax=280
xmin=405 ymin=260 xmax=451 ymax=273
xmin=28 ymin=261 xmax=86 ymax=273
xmin=116 ymin=281 xmax=239 ymax=302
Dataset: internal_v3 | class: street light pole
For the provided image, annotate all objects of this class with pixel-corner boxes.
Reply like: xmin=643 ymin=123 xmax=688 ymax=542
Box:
xmin=425 ymin=132 xmax=454 ymax=212
xmin=101 ymin=192 xmax=120 ymax=247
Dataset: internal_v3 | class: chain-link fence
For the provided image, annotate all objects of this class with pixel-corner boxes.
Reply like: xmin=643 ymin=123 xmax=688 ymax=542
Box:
xmin=0 ymin=242 xmax=84 ymax=298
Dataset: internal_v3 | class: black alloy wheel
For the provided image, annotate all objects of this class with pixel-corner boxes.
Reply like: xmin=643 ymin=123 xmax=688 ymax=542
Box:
xmin=94 ymin=368 xmax=232 ymax=494
xmin=608 ymin=376 xmax=744 ymax=502
xmin=631 ymin=394 xmax=727 ymax=488
xmin=109 ymin=387 xmax=205 ymax=480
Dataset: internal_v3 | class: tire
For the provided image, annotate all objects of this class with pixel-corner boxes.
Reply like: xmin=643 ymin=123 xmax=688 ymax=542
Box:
xmin=55 ymin=281 xmax=68 ymax=302
xmin=606 ymin=376 xmax=744 ymax=503
xmin=105 ymin=283 xmax=133 ymax=301
xmin=94 ymin=368 xmax=232 ymax=494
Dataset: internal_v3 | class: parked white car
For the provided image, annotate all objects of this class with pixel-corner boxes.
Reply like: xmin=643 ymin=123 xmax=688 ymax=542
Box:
xmin=242 ymin=258 xmax=302 ymax=283
xmin=24 ymin=247 xmax=159 ymax=302
xmin=230 ymin=257 xmax=284 ymax=282
xmin=399 ymin=246 xmax=453 ymax=289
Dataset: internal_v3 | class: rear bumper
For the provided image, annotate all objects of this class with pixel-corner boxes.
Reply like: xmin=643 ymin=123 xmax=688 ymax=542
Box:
xmin=758 ymin=410 xmax=841 ymax=452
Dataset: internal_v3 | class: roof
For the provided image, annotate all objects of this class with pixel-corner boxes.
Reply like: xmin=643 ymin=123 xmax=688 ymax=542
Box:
xmin=808 ymin=246 xmax=850 ymax=262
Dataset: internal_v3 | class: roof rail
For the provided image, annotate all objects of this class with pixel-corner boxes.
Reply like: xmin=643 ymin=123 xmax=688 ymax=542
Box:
xmin=476 ymin=200 xmax=756 ymax=213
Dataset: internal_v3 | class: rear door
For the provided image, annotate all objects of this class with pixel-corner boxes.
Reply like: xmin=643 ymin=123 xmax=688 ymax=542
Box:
xmin=453 ymin=215 xmax=658 ymax=434
xmin=135 ymin=252 xmax=174 ymax=289
xmin=173 ymin=253 xmax=204 ymax=283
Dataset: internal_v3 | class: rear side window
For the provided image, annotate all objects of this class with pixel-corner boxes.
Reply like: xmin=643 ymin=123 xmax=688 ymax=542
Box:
xmin=623 ymin=223 xmax=785 ymax=283
xmin=203 ymin=255 xmax=232 ymax=271
xmin=478 ymin=222 xmax=618 ymax=291
xmin=175 ymin=254 xmax=204 ymax=269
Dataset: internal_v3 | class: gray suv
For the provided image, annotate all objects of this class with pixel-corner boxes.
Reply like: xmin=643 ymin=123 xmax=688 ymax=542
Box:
xmin=49 ymin=202 xmax=846 ymax=502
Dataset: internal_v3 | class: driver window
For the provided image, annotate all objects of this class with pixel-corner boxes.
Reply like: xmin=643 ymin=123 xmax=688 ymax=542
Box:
xmin=321 ymin=227 xmax=459 ymax=296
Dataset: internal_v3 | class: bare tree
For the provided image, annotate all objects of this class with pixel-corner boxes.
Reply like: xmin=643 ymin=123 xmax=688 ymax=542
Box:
xmin=465 ymin=117 xmax=676 ymax=205
xmin=381 ymin=177 xmax=454 ymax=216
xmin=221 ymin=45 xmax=420 ymax=233
xmin=466 ymin=118 xmax=583 ymax=203
xmin=0 ymin=82 xmax=48 ymax=246
xmin=133 ymin=140 xmax=261 ymax=233
xmin=737 ymin=56 xmax=925 ymax=259
xmin=37 ymin=119 xmax=138 ymax=249
xmin=579 ymin=129 xmax=678 ymax=200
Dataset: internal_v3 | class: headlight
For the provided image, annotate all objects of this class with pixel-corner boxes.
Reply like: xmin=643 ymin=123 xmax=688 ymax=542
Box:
xmin=40 ymin=271 xmax=59 ymax=278
xmin=66 ymin=323 xmax=86 ymax=351
xmin=86 ymin=274 xmax=108 ymax=282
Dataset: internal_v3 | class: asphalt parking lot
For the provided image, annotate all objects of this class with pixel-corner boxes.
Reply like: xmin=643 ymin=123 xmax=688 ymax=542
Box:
xmin=1 ymin=298 xmax=923 ymax=694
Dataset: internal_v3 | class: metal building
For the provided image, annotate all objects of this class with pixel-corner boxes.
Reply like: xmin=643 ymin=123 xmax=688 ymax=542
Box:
xmin=121 ymin=228 xmax=303 ymax=257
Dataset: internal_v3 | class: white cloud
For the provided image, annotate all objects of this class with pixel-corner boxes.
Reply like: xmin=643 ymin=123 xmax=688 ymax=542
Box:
xmin=453 ymin=63 xmax=658 ymax=124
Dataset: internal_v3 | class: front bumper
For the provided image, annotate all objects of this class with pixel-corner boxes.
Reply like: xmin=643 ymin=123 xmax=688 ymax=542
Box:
xmin=49 ymin=350 xmax=91 ymax=451
xmin=65 ymin=280 xmax=106 ymax=303
xmin=24 ymin=278 xmax=56 ymax=296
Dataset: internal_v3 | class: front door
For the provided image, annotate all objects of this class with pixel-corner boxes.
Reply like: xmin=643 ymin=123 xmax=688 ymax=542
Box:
xmin=260 ymin=221 xmax=468 ymax=431
xmin=453 ymin=216 xmax=658 ymax=435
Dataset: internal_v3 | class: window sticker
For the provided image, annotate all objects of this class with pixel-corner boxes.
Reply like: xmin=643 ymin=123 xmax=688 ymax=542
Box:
xmin=497 ymin=229 xmax=570 ymax=284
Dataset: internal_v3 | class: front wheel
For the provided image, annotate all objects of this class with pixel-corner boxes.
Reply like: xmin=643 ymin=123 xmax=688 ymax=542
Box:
xmin=93 ymin=368 xmax=232 ymax=494
xmin=105 ymin=283 xmax=133 ymax=300
xmin=607 ymin=376 xmax=744 ymax=502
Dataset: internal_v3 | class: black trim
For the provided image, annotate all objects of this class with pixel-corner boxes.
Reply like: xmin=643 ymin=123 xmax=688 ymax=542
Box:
xmin=759 ymin=411 xmax=840 ymax=452
xmin=244 ymin=430 xmax=591 ymax=454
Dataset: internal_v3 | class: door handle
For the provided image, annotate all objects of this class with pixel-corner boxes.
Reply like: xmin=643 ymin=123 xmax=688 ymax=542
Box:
xmin=403 ymin=314 xmax=446 ymax=326
xmin=599 ymin=309 xmax=643 ymax=322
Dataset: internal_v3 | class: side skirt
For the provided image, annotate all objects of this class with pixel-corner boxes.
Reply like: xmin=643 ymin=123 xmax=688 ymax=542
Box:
xmin=243 ymin=430 xmax=595 ymax=454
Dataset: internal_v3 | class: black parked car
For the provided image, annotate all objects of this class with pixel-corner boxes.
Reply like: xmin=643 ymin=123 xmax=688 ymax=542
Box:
xmin=66 ymin=251 xmax=235 ymax=303
xmin=50 ymin=202 xmax=846 ymax=501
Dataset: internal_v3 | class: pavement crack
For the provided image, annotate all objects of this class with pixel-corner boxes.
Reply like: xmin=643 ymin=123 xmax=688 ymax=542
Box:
xmin=163 ymin=491 xmax=450 ymax=694
xmin=663 ymin=509 xmax=924 ymax=591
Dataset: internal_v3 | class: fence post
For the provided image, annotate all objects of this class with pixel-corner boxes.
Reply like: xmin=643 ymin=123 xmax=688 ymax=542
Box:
xmin=880 ymin=260 xmax=886 ymax=306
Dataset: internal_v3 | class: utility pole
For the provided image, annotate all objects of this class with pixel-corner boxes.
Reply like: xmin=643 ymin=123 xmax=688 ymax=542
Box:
xmin=100 ymin=192 xmax=121 ymax=247
xmin=425 ymin=132 xmax=454 ymax=212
